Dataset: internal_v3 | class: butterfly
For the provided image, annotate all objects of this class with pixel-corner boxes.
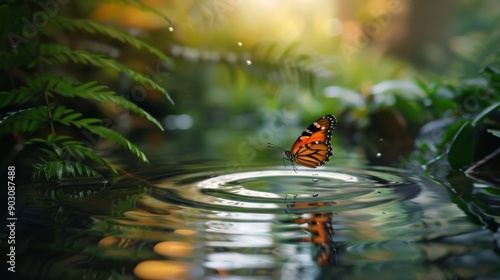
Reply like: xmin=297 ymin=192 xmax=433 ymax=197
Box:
xmin=268 ymin=114 xmax=337 ymax=172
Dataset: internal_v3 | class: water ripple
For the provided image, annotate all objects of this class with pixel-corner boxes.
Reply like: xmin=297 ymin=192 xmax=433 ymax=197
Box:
xmin=95 ymin=166 xmax=494 ymax=279
xmin=152 ymin=168 xmax=419 ymax=215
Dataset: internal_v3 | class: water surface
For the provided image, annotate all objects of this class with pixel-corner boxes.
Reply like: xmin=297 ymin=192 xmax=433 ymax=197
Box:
xmin=17 ymin=163 xmax=500 ymax=279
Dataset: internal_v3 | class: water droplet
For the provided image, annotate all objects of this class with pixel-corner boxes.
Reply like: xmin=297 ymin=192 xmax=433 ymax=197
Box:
xmin=382 ymin=212 xmax=386 ymax=214
xmin=377 ymin=189 xmax=382 ymax=195
xmin=245 ymin=60 xmax=252 ymax=65
xmin=380 ymin=138 xmax=384 ymax=142
xmin=376 ymin=153 xmax=381 ymax=158
xmin=237 ymin=42 xmax=242 ymax=47
xmin=312 ymin=178 xmax=319 ymax=182
xmin=168 ymin=26 xmax=174 ymax=32
xmin=313 ymin=193 xmax=318 ymax=197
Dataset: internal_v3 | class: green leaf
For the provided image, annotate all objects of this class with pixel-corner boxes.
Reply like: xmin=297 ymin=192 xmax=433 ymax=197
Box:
xmin=472 ymin=102 xmax=500 ymax=126
xmin=52 ymin=105 xmax=66 ymax=121
xmin=83 ymin=124 xmax=149 ymax=163
xmin=414 ymin=78 xmax=441 ymax=97
xmin=59 ymin=139 xmax=118 ymax=174
xmin=46 ymin=105 xmax=98 ymax=129
xmin=27 ymin=134 xmax=119 ymax=175
xmin=479 ymin=66 xmax=500 ymax=76
xmin=39 ymin=44 xmax=174 ymax=104
xmin=487 ymin=129 xmax=500 ymax=138
xmin=44 ymin=75 xmax=163 ymax=130
xmin=51 ymin=17 xmax=173 ymax=66
xmin=483 ymin=187 xmax=500 ymax=196
xmin=371 ymin=79 xmax=426 ymax=99
xmin=19 ymin=106 xmax=149 ymax=170
xmin=394 ymin=96 xmax=423 ymax=124
xmin=0 ymin=43 xmax=38 ymax=70
xmin=39 ymin=148 xmax=58 ymax=158
xmin=104 ymin=0 xmax=173 ymax=26
xmin=0 ymin=86 xmax=41 ymax=108
xmin=323 ymin=86 xmax=365 ymax=107
xmin=447 ymin=121 xmax=475 ymax=171
xmin=32 ymin=160 xmax=102 ymax=181
xmin=0 ymin=105 xmax=54 ymax=136
xmin=438 ymin=119 xmax=469 ymax=150
xmin=56 ymin=161 xmax=64 ymax=179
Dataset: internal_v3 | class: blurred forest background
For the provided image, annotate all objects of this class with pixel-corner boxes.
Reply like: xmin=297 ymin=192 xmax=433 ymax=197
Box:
xmin=1 ymin=0 xmax=499 ymax=180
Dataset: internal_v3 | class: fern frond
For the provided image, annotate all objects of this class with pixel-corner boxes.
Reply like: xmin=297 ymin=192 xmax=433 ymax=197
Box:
xmin=2 ymin=1 xmax=172 ymax=182
xmin=0 ymin=104 xmax=96 ymax=137
xmin=33 ymin=160 xmax=103 ymax=181
xmin=0 ymin=43 xmax=38 ymax=70
xmin=0 ymin=104 xmax=141 ymax=162
xmin=0 ymin=105 xmax=54 ymax=136
xmin=38 ymin=74 xmax=164 ymax=130
xmin=27 ymin=134 xmax=118 ymax=174
xmin=39 ymin=44 xmax=174 ymax=104
xmin=51 ymin=17 xmax=172 ymax=65
xmin=82 ymin=124 xmax=149 ymax=163
xmin=104 ymin=0 xmax=173 ymax=27
xmin=0 ymin=78 xmax=43 ymax=108
xmin=11 ymin=74 xmax=164 ymax=129
xmin=70 ymin=82 xmax=165 ymax=130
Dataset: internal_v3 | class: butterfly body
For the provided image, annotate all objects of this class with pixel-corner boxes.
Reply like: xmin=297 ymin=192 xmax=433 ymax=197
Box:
xmin=270 ymin=115 xmax=337 ymax=171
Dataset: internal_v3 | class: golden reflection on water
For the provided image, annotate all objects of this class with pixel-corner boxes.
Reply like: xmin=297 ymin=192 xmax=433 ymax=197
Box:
xmin=133 ymin=260 xmax=192 ymax=280
xmin=175 ymin=229 xmax=197 ymax=236
xmin=154 ymin=241 xmax=194 ymax=258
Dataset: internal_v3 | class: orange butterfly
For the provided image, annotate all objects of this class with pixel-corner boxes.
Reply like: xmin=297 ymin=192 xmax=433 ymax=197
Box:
xmin=268 ymin=114 xmax=337 ymax=172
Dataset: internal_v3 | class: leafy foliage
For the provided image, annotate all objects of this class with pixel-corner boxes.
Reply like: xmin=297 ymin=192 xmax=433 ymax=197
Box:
xmin=105 ymin=0 xmax=173 ymax=25
xmin=0 ymin=0 xmax=173 ymax=181
xmin=447 ymin=121 xmax=476 ymax=170
xmin=111 ymin=186 xmax=148 ymax=216
xmin=27 ymin=133 xmax=121 ymax=180
xmin=51 ymin=17 xmax=172 ymax=64
xmin=39 ymin=44 xmax=173 ymax=104
xmin=418 ymin=67 xmax=500 ymax=171
xmin=33 ymin=160 xmax=103 ymax=181
xmin=1 ymin=74 xmax=164 ymax=129
xmin=436 ymin=69 xmax=499 ymax=171
xmin=326 ymin=64 xmax=500 ymax=172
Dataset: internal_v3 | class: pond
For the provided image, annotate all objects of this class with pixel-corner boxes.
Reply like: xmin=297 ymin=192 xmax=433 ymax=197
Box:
xmin=3 ymin=1 xmax=500 ymax=279
xmin=14 ymin=154 xmax=500 ymax=279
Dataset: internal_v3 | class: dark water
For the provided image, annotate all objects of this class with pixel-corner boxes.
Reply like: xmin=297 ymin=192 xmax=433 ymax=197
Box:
xmin=15 ymin=162 xmax=500 ymax=279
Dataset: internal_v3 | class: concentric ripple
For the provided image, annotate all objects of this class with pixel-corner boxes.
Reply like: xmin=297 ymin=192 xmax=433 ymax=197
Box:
xmin=151 ymin=167 xmax=420 ymax=215
xmin=96 ymin=166 xmax=494 ymax=279
xmin=120 ymin=166 xmax=435 ymax=278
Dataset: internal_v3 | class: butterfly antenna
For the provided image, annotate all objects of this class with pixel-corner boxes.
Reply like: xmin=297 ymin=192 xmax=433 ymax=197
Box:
xmin=267 ymin=142 xmax=285 ymax=151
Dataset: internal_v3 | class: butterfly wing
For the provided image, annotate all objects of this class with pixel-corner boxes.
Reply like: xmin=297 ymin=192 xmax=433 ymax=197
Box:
xmin=290 ymin=115 xmax=336 ymax=168
xmin=294 ymin=142 xmax=333 ymax=168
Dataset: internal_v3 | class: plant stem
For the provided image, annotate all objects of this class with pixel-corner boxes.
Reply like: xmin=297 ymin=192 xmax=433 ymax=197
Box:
xmin=38 ymin=58 xmax=55 ymax=134
xmin=44 ymin=88 xmax=55 ymax=134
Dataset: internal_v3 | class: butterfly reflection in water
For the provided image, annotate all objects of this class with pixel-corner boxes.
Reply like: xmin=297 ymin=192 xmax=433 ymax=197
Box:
xmin=268 ymin=114 xmax=337 ymax=172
